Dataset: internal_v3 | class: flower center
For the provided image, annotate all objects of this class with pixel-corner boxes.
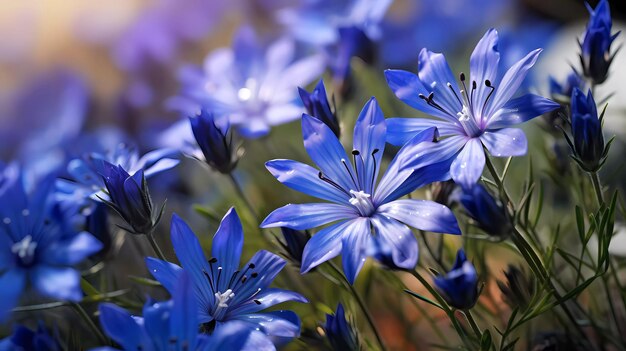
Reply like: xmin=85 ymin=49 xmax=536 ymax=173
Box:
xmin=349 ymin=190 xmax=375 ymax=216
xmin=214 ymin=289 xmax=235 ymax=309
xmin=457 ymin=106 xmax=482 ymax=138
xmin=12 ymin=235 xmax=37 ymax=266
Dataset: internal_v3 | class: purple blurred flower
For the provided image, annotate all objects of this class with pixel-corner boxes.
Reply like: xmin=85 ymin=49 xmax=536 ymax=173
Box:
xmin=171 ymin=27 xmax=325 ymax=138
xmin=386 ymin=29 xmax=559 ymax=187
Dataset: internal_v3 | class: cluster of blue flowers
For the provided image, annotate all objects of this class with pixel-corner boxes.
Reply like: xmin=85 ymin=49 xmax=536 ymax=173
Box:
xmin=0 ymin=0 xmax=621 ymax=350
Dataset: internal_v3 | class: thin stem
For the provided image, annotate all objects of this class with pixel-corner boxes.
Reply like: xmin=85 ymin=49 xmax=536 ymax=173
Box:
xmin=72 ymin=303 xmax=107 ymax=345
xmin=146 ymin=232 xmax=166 ymax=261
xmin=327 ymin=261 xmax=387 ymax=351
xmin=462 ymin=310 xmax=483 ymax=341
xmin=227 ymin=172 xmax=259 ymax=221
xmin=590 ymin=171 xmax=605 ymax=207
xmin=409 ymin=270 xmax=473 ymax=349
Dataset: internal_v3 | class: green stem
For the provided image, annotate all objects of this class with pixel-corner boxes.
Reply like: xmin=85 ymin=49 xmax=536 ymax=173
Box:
xmin=227 ymin=172 xmax=259 ymax=221
xmin=146 ymin=232 xmax=166 ymax=261
xmin=327 ymin=261 xmax=387 ymax=351
xmin=409 ymin=270 xmax=473 ymax=349
xmin=462 ymin=310 xmax=483 ymax=341
xmin=590 ymin=171 xmax=605 ymax=207
xmin=72 ymin=303 xmax=107 ymax=345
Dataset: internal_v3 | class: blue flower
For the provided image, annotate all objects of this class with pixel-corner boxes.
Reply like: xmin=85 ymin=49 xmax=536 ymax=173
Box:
xmin=324 ymin=304 xmax=360 ymax=351
xmin=0 ymin=170 xmax=102 ymax=321
xmin=146 ymin=208 xmax=306 ymax=347
xmin=188 ymin=110 xmax=239 ymax=174
xmin=100 ymin=162 xmax=163 ymax=235
xmin=261 ymin=98 xmax=460 ymax=284
xmin=96 ymin=272 xmax=263 ymax=351
xmin=298 ymin=80 xmax=340 ymax=137
xmin=385 ymin=29 xmax=560 ymax=188
xmin=57 ymin=143 xmax=178 ymax=216
xmin=433 ymin=250 xmax=479 ymax=310
xmin=0 ymin=322 xmax=60 ymax=351
xmin=171 ymin=27 xmax=325 ymax=138
xmin=276 ymin=0 xmax=392 ymax=46
xmin=460 ymin=184 xmax=511 ymax=237
xmin=565 ymin=88 xmax=607 ymax=172
xmin=580 ymin=0 xmax=620 ymax=85
xmin=549 ymin=71 xmax=585 ymax=101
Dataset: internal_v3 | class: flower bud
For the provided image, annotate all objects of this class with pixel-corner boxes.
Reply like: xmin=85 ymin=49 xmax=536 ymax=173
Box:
xmin=189 ymin=110 xmax=239 ymax=174
xmin=100 ymin=162 xmax=163 ymax=234
xmin=568 ymin=88 xmax=607 ymax=172
xmin=460 ymin=184 xmax=512 ymax=237
xmin=434 ymin=249 xmax=479 ymax=310
xmin=299 ymin=80 xmax=340 ymax=137
xmin=278 ymin=227 xmax=310 ymax=266
xmin=324 ymin=304 xmax=360 ymax=351
xmin=497 ymin=265 xmax=535 ymax=310
xmin=580 ymin=0 xmax=619 ymax=85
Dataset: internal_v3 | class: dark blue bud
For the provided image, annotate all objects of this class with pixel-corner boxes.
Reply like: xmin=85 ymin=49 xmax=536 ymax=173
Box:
xmin=324 ymin=304 xmax=360 ymax=351
xmin=460 ymin=184 xmax=511 ymax=237
xmin=278 ymin=227 xmax=310 ymax=265
xmin=86 ymin=202 xmax=111 ymax=256
xmin=299 ymin=80 xmax=341 ymax=137
xmin=569 ymin=88 xmax=605 ymax=172
xmin=331 ymin=26 xmax=375 ymax=88
xmin=189 ymin=110 xmax=239 ymax=174
xmin=434 ymin=250 xmax=479 ymax=310
xmin=496 ymin=265 xmax=535 ymax=310
xmin=100 ymin=162 xmax=161 ymax=234
xmin=580 ymin=0 xmax=620 ymax=84
xmin=0 ymin=323 xmax=60 ymax=351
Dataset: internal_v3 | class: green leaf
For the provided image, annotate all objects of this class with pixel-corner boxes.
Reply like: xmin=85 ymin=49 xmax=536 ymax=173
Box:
xmin=128 ymin=275 xmax=162 ymax=287
xmin=403 ymin=289 xmax=444 ymax=310
xmin=479 ymin=329 xmax=492 ymax=351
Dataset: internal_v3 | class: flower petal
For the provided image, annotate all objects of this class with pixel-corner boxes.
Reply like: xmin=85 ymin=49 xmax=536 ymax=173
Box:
xmin=231 ymin=250 xmax=287 ymax=307
xmin=265 ymin=159 xmax=349 ymax=204
xmin=170 ymin=272 xmax=198 ymax=348
xmin=341 ymin=218 xmax=371 ymax=284
xmin=145 ymin=257 xmax=183 ymax=294
xmin=261 ymin=203 xmax=357 ymax=230
xmin=170 ymin=214 xmax=215 ymax=309
xmin=301 ymin=220 xmax=354 ymax=274
xmin=98 ymin=303 xmax=143 ymax=350
xmin=302 ymin=114 xmax=355 ymax=192
xmin=229 ymin=288 xmax=308 ymax=316
xmin=486 ymin=49 xmax=542 ymax=116
xmin=353 ymin=98 xmax=386 ymax=193
xmin=32 ymin=266 xmax=82 ymax=301
xmin=0 ymin=269 xmax=25 ymax=321
xmin=480 ymin=128 xmax=528 ymax=157
xmin=378 ymin=199 xmax=461 ymax=234
xmin=41 ymin=232 xmax=102 ymax=265
xmin=450 ymin=138 xmax=485 ymax=187
xmin=386 ymin=118 xmax=461 ymax=146
xmin=470 ymin=29 xmax=500 ymax=112
xmin=384 ymin=69 xmax=454 ymax=121
xmin=370 ymin=215 xmax=418 ymax=269
xmin=212 ymin=207 xmax=244 ymax=280
xmin=416 ymin=49 xmax=463 ymax=122
xmin=487 ymin=94 xmax=560 ymax=129
xmin=231 ymin=311 xmax=301 ymax=339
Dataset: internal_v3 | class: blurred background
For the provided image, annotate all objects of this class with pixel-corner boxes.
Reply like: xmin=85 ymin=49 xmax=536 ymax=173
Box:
xmin=1 ymin=0 xmax=625 ymax=350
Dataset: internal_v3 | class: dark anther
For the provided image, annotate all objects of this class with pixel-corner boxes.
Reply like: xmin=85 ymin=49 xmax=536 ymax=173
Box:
xmin=459 ymin=72 xmax=466 ymax=81
xmin=472 ymin=81 xmax=477 ymax=90
xmin=251 ymin=272 xmax=259 ymax=278
xmin=248 ymin=263 xmax=255 ymax=269
xmin=241 ymin=276 xmax=248 ymax=283
xmin=372 ymin=149 xmax=379 ymax=155
xmin=254 ymin=299 xmax=262 ymax=305
xmin=485 ymin=79 xmax=492 ymax=87
xmin=209 ymin=257 xmax=218 ymax=264
xmin=351 ymin=150 xmax=360 ymax=156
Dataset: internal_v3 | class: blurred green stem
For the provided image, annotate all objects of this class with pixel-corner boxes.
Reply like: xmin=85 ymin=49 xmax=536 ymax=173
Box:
xmin=462 ymin=310 xmax=483 ymax=341
xmin=227 ymin=172 xmax=259 ymax=220
xmin=327 ymin=261 xmax=387 ymax=351
xmin=590 ymin=172 xmax=605 ymax=207
xmin=72 ymin=303 xmax=107 ymax=345
xmin=409 ymin=270 xmax=473 ymax=349
xmin=146 ymin=232 xmax=166 ymax=261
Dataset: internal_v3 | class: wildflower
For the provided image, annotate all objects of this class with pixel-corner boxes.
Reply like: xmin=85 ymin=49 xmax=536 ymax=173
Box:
xmin=0 ymin=322 xmax=60 ymax=351
xmin=171 ymin=27 xmax=325 ymax=138
xmin=100 ymin=162 xmax=164 ymax=235
xmin=580 ymin=0 xmax=620 ymax=85
xmin=459 ymin=184 xmax=511 ymax=237
xmin=299 ymin=80 xmax=340 ymax=137
xmin=146 ymin=208 xmax=306 ymax=347
xmin=324 ymin=304 xmax=360 ymax=351
xmin=565 ymin=88 xmax=608 ymax=172
xmin=0 ymin=171 xmax=102 ymax=320
xmin=262 ymin=98 xmax=460 ymax=284
xmin=549 ymin=71 xmax=585 ymax=103
xmin=97 ymin=272 xmax=264 ymax=351
xmin=385 ymin=29 xmax=559 ymax=187
xmin=433 ymin=250 xmax=479 ymax=310
xmin=277 ymin=227 xmax=310 ymax=267
xmin=188 ymin=110 xmax=239 ymax=174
